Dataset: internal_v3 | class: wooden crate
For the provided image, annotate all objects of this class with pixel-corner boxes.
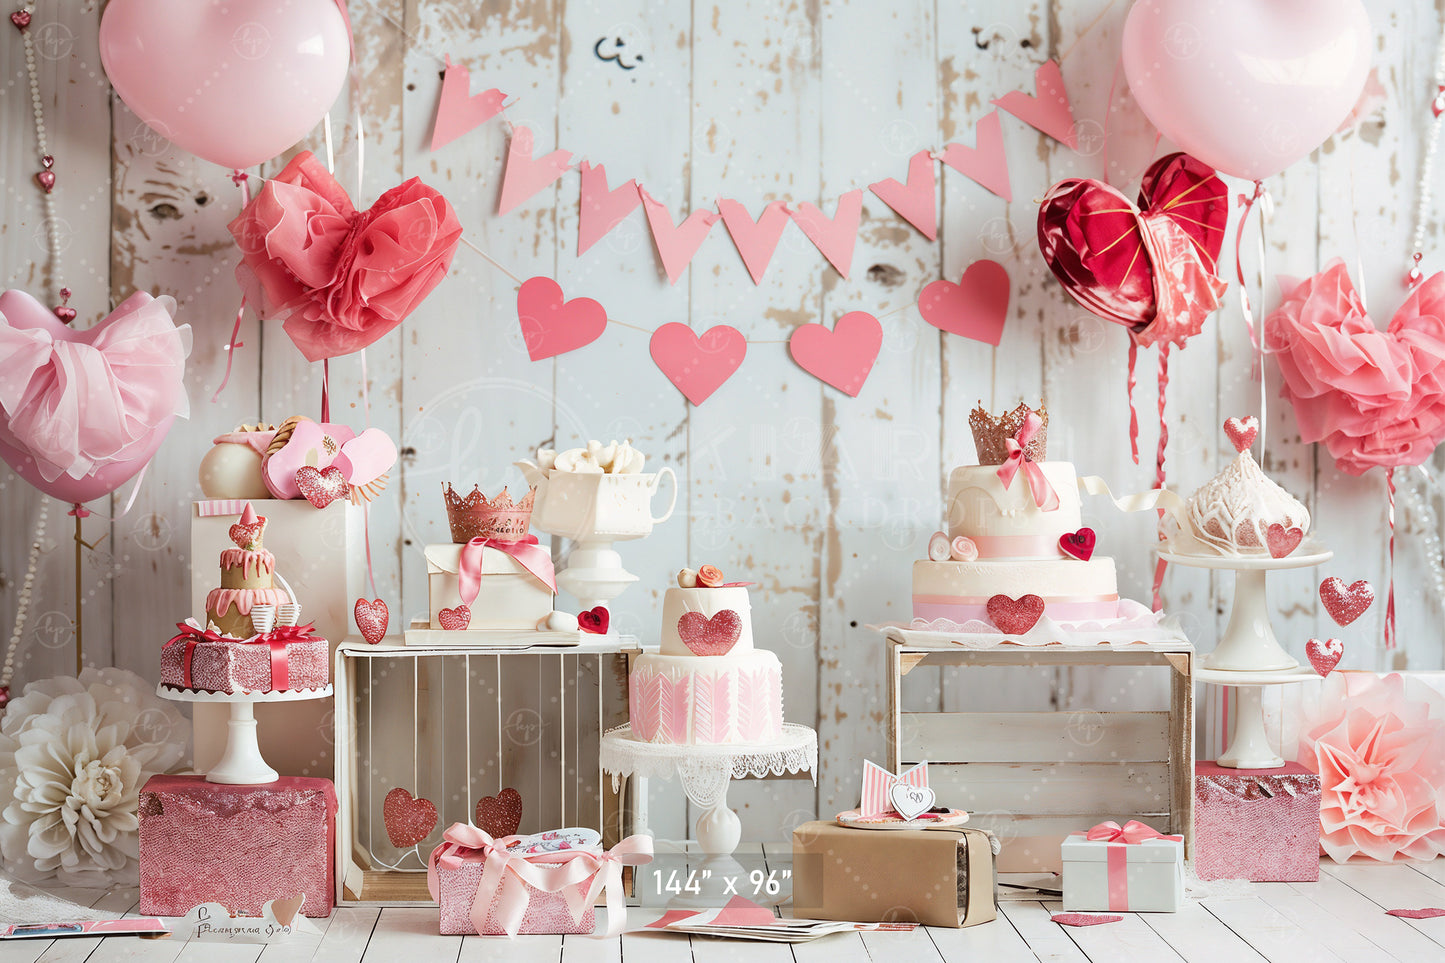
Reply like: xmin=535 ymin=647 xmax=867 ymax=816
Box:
xmin=334 ymin=639 xmax=637 ymax=905
xmin=886 ymin=641 xmax=1194 ymax=873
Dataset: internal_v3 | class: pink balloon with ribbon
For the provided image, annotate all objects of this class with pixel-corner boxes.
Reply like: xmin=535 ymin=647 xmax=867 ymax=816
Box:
xmin=0 ymin=289 xmax=191 ymax=505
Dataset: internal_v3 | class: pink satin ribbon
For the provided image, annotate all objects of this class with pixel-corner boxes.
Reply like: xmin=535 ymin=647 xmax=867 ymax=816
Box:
xmin=457 ymin=535 xmax=556 ymax=605
xmin=912 ymin=597 xmax=1119 ymax=624
xmin=968 ymin=533 xmax=1066 ymax=559
xmin=1081 ymin=820 xmax=1184 ymax=913
xmin=163 ymin=619 xmax=317 ymax=689
xmin=996 ymin=412 xmax=1060 ymax=512
xmin=427 ymin=823 xmax=652 ymax=938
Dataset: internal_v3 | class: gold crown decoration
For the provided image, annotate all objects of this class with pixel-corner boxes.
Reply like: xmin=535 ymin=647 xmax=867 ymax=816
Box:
xmin=969 ymin=401 xmax=1049 ymax=465
xmin=443 ymin=483 xmax=537 ymax=543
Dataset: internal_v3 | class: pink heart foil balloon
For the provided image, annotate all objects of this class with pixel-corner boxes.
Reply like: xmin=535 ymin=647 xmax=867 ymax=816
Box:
xmin=0 ymin=289 xmax=190 ymax=504
xmin=99 ymin=0 xmax=350 ymax=170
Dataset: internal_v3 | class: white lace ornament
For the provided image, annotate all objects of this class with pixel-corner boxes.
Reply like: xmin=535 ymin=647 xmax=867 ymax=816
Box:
xmin=599 ymin=724 xmax=817 ymax=811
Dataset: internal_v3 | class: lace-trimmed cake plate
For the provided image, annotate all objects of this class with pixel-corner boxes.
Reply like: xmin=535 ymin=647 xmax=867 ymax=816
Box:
xmin=873 ymin=599 xmax=1191 ymax=650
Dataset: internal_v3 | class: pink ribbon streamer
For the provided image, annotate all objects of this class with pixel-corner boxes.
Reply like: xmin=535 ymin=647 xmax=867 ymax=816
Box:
xmin=457 ymin=535 xmax=556 ymax=605
xmin=1153 ymin=344 xmax=1170 ymax=612
xmin=996 ymin=412 xmax=1060 ymax=511
xmin=426 ymin=823 xmax=652 ymax=938
xmin=212 ymin=172 xmax=252 ymax=403
xmin=1082 ymin=820 xmax=1183 ymax=913
xmin=1386 ymin=468 xmax=1397 ymax=648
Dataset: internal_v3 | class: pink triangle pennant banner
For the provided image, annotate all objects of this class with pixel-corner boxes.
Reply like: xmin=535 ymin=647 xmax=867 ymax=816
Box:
xmin=717 ymin=199 xmax=790 ymax=284
xmin=940 ymin=110 xmax=1012 ymax=201
xmin=430 ymin=57 xmax=507 ymax=152
xmin=497 ymin=126 xmax=573 ymax=216
xmin=640 ymin=188 xmax=720 ymax=285
xmin=650 ymin=322 xmax=747 ymax=405
xmin=577 ymin=161 xmax=641 ymax=256
xmin=788 ymin=310 xmax=882 ymax=397
xmin=992 ymin=60 xmax=1077 ymax=149
xmin=790 ymin=189 xmax=863 ymax=279
xmin=869 ymin=150 xmax=938 ymax=240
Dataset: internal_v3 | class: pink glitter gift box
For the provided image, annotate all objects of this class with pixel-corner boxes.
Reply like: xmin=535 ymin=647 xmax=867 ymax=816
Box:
xmin=1194 ymin=761 xmax=1321 ymax=881
xmin=159 ymin=621 xmax=329 ymax=695
xmin=427 ymin=823 xmax=652 ymax=937
xmin=139 ymin=775 xmax=336 ymax=918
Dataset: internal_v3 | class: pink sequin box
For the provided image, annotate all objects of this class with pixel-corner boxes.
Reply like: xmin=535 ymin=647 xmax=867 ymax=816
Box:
xmin=159 ymin=636 xmax=329 ymax=694
xmin=434 ymin=854 xmax=597 ymax=936
xmin=1194 ymin=761 xmax=1321 ymax=881
xmin=139 ymin=774 xmax=336 ymax=918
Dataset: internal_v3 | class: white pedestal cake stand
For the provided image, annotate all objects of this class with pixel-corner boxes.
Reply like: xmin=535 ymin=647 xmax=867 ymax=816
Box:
xmin=1160 ymin=546 xmax=1331 ymax=770
xmin=600 ymin=724 xmax=817 ymax=905
xmin=157 ymin=685 xmax=332 ymax=785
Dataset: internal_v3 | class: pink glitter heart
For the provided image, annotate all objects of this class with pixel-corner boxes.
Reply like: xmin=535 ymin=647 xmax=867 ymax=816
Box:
xmin=295 ymin=465 xmax=348 ymax=508
xmin=438 ymin=604 xmax=471 ymax=631
xmin=10 ymin=10 xmax=31 ymax=30
xmin=1265 ymin=523 xmax=1304 ymax=558
xmin=1051 ymin=913 xmax=1123 ymax=927
xmin=34 ymin=170 xmax=55 ymax=193
xmin=677 ymin=609 xmax=742 ymax=656
xmin=1305 ymin=637 xmax=1344 ymax=677
xmin=475 ymin=787 xmax=523 ymax=838
xmin=1223 ymin=415 xmax=1259 ymax=453
xmin=1386 ymin=907 xmax=1445 ymax=919
xmin=383 ymin=787 xmax=437 ymax=849
xmin=1319 ymin=577 xmax=1374 ymax=627
xmin=228 ymin=518 xmax=266 ymax=550
xmin=354 ymin=598 xmax=389 ymax=644
xmin=1058 ymin=527 xmax=1096 ymax=561
xmin=987 ymin=594 xmax=1045 ymax=635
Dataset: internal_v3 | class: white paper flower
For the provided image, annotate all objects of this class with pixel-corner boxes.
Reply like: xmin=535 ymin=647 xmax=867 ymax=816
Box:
xmin=0 ymin=668 xmax=189 ymax=887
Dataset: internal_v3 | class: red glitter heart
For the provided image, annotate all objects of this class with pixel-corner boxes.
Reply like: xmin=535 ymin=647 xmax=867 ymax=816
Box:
xmin=228 ymin=517 xmax=266 ymax=550
xmin=475 ymin=787 xmax=523 ymax=838
xmin=354 ymin=598 xmax=389 ymax=645
xmin=35 ymin=170 xmax=55 ymax=193
xmin=438 ymin=604 xmax=471 ymax=631
xmin=1223 ymin=415 xmax=1259 ymax=453
xmin=1319 ymin=577 xmax=1374 ymax=627
xmin=1051 ymin=913 xmax=1123 ymax=927
xmin=383 ymin=787 xmax=437 ymax=849
xmin=1305 ymin=637 xmax=1344 ymax=677
xmin=1059 ymin=527 xmax=1096 ymax=561
xmin=52 ymin=305 xmax=76 ymax=323
xmin=676 ymin=609 xmax=742 ymax=656
xmin=1265 ymin=523 xmax=1304 ymax=558
xmin=578 ymin=606 xmax=609 ymax=635
xmin=1386 ymin=907 xmax=1445 ymax=919
xmin=986 ymin=594 xmax=1045 ymax=635
xmin=295 ymin=465 xmax=348 ymax=508
xmin=10 ymin=10 xmax=30 ymax=30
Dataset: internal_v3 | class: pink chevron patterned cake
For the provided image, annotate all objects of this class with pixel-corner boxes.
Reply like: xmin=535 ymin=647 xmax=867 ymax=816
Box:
xmin=628 ymin=565 xmax=784 ymax=745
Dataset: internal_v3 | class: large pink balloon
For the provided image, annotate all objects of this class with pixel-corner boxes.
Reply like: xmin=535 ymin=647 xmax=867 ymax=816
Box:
xmin=99 ymin=0 xmax=350 ymax=170
xmin=1122 ymin=0 xmax=1371 ymax=181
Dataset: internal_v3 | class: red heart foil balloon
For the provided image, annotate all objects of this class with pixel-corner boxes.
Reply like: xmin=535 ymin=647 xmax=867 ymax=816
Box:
xmin=987 ymin=594 xmax=1045 ymax=635
xmin=354 ymin=598 xmax=389 ymax=644
xmin=1266 ymin=523 xmax=1305 ymax=559
xmin=1059 ymin=528 xmax=1096 ymax=562
xmin=475 ymin=787 xmax=523 ymax=838
xmin=1305 ymin=638 xmax=1344 ymax=677
xmin=1038 ymin=152 xmax=1229 ymax=348
xmin=677 ymin=610 xmax=743 ymax=656
xmin=295 ymin=465 xmax=348 ymax=508
xmin=438 ymin=604 xmax=471 ymax=631
xmin=1224 ymin=416 xmax=1259 ymax=454
xmin=383 ymin=787 xmax=437 ymax=849
xmin=1319 ymin=577 xmax=1374 ymax=627
xmin=578 ymin=606 xmax=609 ymax=635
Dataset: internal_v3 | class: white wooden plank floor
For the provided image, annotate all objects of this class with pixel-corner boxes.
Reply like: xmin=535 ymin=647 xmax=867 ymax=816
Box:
xmin=3 ymin=858 xmax=1443 ymax=963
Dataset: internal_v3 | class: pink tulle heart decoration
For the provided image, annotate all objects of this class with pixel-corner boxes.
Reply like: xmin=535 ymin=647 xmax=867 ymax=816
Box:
xmin=1224 ymin=415 xmax=1259 ymax=453
xmin=295 ymin=465 xmax=348 ymax=508
xmin=677 ymin=610 xmax=742 ymax=656
xmin=354 ymin=598 xmax=389 ymax=645
xmin=383 ymin=787 xmax=437 ymax=849
xmin=438 ymin=604 xmax=471 ymax=631
xmin=1306 ymin=637 xmax=1344 ymax=677
xmin=1266 ymin=523 xmax=1305 ymax=559
xmin=1319 ymin=577 xmax=1374 ymax=627
xmin=1059 ymin=528 xmax=1096 ymax=561
xmin=987 ymin=594 xmax=1045 ymax=635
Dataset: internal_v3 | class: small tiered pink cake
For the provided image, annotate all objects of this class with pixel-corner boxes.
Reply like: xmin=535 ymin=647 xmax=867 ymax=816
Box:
xmin=628 ymin=566 xmax=785 ymax=745
xmin=160 ymin=503 xmax=329 ymax=694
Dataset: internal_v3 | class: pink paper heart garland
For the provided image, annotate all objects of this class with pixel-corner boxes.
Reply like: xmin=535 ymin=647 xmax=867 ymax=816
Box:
xmin=791 ymin=190 xmax=863 ymax=279
xmin=789 ymin=311 xmax=883 ymax=397
xmin=497 ymin=126 xmax=572 ymax=216
xmin=650 ymin=323 xmax=747 ymax=405
xmin=641 ymin=188 xmax=719 ymax=284
xmin=869 ymin=151 xmax=938 ymax=240
xmin=940 ymin=110 xmax=1012 ymax=201
xmin=992 ymin=60 xmax=1077 ymax=149
xmin=918 ymin=260 xmax=1010 ymax=346
xmin=517 ymin=277 xmax=608 ymax=361
xmin=717 ymin=199 xmax=791 ymax=284
xmin=577 ymin=161 xmax=641 ymax=256
xmin=430 ymin=57 xmax=506 ymax=152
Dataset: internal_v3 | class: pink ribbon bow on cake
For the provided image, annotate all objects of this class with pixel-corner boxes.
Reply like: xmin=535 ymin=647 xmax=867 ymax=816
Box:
xmin=427 ymin=823 xmax=652 ymax=938
xmin=457 ymin=534 xmax=557 ymax=605
xmin=996 ymin=411 xmax=1060 ymax=511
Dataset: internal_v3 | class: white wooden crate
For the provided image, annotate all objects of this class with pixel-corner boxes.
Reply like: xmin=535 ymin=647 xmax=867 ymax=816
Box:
xmin=333 ymin=638 xmax=636 ymax=905
xmin=886 ymin=641 xmax=1194 ymax=873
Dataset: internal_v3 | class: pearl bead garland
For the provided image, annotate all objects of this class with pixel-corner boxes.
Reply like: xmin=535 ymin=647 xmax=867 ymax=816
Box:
xmin=1 ymin=501 xmax=49 ymax=704
xmin=1408 ymin=31 xmax=1445 ymax=286
xmin=17 ymin=1 xmax=64 ymax=302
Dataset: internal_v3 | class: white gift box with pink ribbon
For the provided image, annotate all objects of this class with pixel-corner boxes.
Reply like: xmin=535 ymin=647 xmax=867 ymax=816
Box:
xmin=1061 ymin=820 xmax=1184 ymax=913
xmin=425 ymin=539 xmax=555 ymax=630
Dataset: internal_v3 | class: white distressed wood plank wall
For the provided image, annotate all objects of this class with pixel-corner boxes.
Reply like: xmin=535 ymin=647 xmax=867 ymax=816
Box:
xmin=1 ymin=0 xmax=1442 ymax=839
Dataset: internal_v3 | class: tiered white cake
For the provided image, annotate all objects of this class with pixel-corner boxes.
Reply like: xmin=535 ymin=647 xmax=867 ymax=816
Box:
xmin=629 ymin=568 xmax=784 ymax=745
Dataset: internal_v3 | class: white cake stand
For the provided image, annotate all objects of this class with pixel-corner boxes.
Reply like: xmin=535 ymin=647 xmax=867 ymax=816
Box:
xmin=157 ymin=685 xmax=332 ymax=785
xmin=1194 ymin=667 xmax=1318 ymax=769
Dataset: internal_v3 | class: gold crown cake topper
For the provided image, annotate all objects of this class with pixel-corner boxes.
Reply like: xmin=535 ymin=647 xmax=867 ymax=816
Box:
xmin=969 ymin=401 xmax=1048 ymax=465
xmin=443 ymin=483 xmax=536 ymax=543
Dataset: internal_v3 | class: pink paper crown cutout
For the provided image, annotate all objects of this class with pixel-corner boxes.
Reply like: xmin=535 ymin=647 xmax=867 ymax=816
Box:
xmin=969 ymin=401 xmax=1048 ymax=465
xmin=443 ymin=483 xmax=536 ymax=543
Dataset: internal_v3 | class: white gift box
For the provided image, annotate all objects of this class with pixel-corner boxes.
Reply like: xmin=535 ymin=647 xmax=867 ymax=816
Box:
xmin=1061 ymin=825 xmax=1184 ymax=913
xmin=190 ymin=498 xmax=364 ymax=778
xmin=425 ymin=543 xmax=554 ymax=630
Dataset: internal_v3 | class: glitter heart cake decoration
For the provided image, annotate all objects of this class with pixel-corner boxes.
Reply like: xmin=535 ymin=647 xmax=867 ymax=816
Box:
xmin=354 ymin=598 xmax=389 ymax=645
xmin=987 ymin=594 xmax=1045 ymax=635
xmin=1306 ymin=637 xmax=1344 ymax=677
xmin=383 ymin=787 xmax=437 ymax=849
xmin=438 ymin=604 xmax=471 ymax=631
xmin=1266 ymin=523 xmax=1304 ymax=558
xmin=1224 ymin=415 xmax=1259 ymax=453
xmin=1319 ymin=577 xmax=1374 ymax=627
xmin=295 ymin=465 xmax=348 ymax=508
xmin=475 ymin=787 xmax=523 ymax=838
xmin=1059 ymin=527 xmax=1096 ymax=561
xmin=677 ymin=609 xmax=743 ymax=656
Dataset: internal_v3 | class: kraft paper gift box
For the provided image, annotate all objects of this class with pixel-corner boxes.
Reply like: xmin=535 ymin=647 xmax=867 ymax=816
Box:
xmin=1194 ymin=761 xmax=1321 ymax=881
xmin=790 ymin=821 xmax=997 ymax=928
xmin=425 ymin=543 xmax=554 ymax=629
xmin=1061 ymin=820 xmax=1184 ymax=913
xmin=191 ymin=499 xmax=363 ymax=776
xmin=427 ymin=823 xmax=652 ymax=936
xmin=139 ymin=774 xmax=336 ymax=918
